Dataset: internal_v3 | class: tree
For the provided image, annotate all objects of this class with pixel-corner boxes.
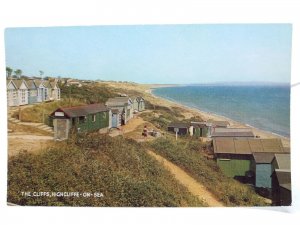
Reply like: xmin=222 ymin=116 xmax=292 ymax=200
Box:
xmin=14 ymin=69 xmax=22 ymax=78
xmin=6 ymin=67 xmax=13 ymax=78
xmin=39 ymin=70 xmax=44 ymax=79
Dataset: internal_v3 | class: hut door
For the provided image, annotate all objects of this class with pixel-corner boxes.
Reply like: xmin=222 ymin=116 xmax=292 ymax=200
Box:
xmin=112 ymin=113 xmax=118 ymax=128
xmin=56 ymin=119 xmax=68 ymax=139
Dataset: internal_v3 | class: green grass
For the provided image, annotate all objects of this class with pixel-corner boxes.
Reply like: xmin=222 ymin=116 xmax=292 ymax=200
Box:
xmin=17 ymin=98 xmax=85 ymax=125
xmin=7 ymin=134 xmax=204 ymax=207
xmin=149 ymin=137 xmax=267 ymax=206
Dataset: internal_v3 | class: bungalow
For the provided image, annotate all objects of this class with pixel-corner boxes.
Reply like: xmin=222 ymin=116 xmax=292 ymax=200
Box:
xmin=6 ymin=79 xmax=19 ymax=107
xmin=132 ymin=96 xmax=145 ymax=112
xmin=213 ymin=138 xmax=287 ymax=178
xmin=26 ymin=79 xmax=38 ymax=104
xmin=106 ymin=97 xmax=133 ymax=125
xmin=50 ymin=103 xmax=111 ymax=140
xmin=167 ymin=122 xmax=191 ymax=135
xmin=211 ymin=128 xmax=255 ymax=139
xmin=14 ymin=79 xmax=29 ymax=106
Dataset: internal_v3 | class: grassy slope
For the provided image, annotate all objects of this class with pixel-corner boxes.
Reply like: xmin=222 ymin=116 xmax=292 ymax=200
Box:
xmin=9 ymin=81 xmax=266 ymax=207
xmin=149 ymin=138 xmax=267 ymax=206
xmin=8 ymin=134 xmax=204 ymax=207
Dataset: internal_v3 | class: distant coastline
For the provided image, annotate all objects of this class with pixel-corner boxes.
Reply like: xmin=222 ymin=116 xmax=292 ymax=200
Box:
xmin=147 ymin=84 xmax=290 ymax=147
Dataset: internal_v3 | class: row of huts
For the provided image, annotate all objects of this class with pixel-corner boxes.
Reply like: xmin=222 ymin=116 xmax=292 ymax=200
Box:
xmin=50 ymin=96 xmax=145 ymax=140
xmin=167 ymin=121 xmax=291 ymax=205
xmin=7 ymin=79 xmax=61 ymax=107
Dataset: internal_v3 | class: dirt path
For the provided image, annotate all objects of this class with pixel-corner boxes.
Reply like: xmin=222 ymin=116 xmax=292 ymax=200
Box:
xmin=147 ymin=150 xmax=224 ymax=207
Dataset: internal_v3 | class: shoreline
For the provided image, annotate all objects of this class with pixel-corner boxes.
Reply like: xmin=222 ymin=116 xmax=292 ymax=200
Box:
xmin=146 ymin=86 xmax=290 ymax=147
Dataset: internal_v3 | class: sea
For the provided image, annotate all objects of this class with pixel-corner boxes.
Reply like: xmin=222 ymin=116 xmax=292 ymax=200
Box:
xmin=152 ymin=85 xmax=290 ymax=138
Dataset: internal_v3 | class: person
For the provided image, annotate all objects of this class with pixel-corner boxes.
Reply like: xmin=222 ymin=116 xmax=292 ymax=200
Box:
xmin=142 ymin=125 xmax=148 ymax=137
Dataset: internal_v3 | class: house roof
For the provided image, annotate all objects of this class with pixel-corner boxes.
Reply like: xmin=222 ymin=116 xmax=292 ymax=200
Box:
xmin=273 ymin=169 xmax=291 ymax=190
xmin=106 ymin=97 xmax=132 ymax=106
xmin=211 ymin=128 xmax=255 ymax=138
xmin=213 ymin=138 xmax=287 ymax=155
xmin=273 ymin=154 xmax=291 ymax=169
xmin=168 ymin=122 xmax=190 ymax=129
xmin=207 ymin=119 xmax=230 ymax=127
xmin=51 ymin=104 xmax=109 ymax=118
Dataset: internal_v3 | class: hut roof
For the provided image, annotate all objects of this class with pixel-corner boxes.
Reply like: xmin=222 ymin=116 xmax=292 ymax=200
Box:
xmin=25 ymin=80 xmax=37 ymax=89
xmin=213 ymin=138 xmax=287 ymax=155
xmin=211 ymin=128 xmax=255 ymax=138
xmin=51 ymin=104 xmax=109 ymax=118
xmin=207 ymin=119 xmax=230 ymax=127
xmin=273 ymin=154 xmax=291 ymax=169
xmin=12 ymin=79 xmax=28 ymax=89
xmin=111 ymin=109 xmax=120 ymax=114
xmin=168 ymin=122 xmax=190 ymax=129
xmin=273 ymin=169 xmax=291 ymax=190
xmin=253 ymin=152 xmax=276 ymax=163
xmin=43 ymin=81 xmax=52 ymax=88
xmin=106 ymin=97 xmax=132 ymax=106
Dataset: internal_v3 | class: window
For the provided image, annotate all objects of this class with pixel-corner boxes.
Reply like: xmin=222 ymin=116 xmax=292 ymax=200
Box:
xmin=79 ymin=116 xmax=87 ymax=124
xmin=92 ymin=114 xmax=96 ymax=122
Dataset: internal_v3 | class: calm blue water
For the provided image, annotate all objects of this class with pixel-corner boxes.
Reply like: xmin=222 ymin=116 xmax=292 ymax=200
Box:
xmin=153 ymin=85 xmax=290 ymax=137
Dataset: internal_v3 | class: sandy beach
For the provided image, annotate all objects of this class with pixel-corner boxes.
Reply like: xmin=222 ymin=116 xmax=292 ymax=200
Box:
xmin=101 ymin=81 xmax=290 ymax=147
xmin=146 ymin=86 xmax=290 ymax=148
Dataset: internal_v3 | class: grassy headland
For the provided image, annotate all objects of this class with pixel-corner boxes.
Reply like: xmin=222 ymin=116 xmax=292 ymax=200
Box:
xmin=8 ymin=80 xmax=274 ymax=206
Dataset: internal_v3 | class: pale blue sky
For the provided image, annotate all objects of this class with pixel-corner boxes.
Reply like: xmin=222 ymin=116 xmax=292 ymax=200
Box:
xmin=5 ymin=24 xmax=292 ymax=84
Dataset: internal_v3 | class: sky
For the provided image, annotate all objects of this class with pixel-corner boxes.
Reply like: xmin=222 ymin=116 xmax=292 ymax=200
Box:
xmin=5 ymin=24 xmax=292 ymax=84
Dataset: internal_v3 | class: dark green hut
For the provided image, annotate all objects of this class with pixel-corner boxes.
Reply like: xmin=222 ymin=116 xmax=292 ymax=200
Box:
xmin=50 ymin=103 xmax=111 ymax=140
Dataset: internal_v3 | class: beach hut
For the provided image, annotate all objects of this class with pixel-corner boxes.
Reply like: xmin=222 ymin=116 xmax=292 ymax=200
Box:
xmin=211 ymin=128 xmax=255 ymax=139
xmin=26 ymin=79 xmax=38 ymax=104
xmin=206 ymin=119 xmax=230 ymax=137
xmin=111 ymin=109 xmax=122 ymax=128
xmin=252 ymin=153 xmax=276 ymax=189
xmin=50 ymin=103 xmax=111 ymax=140
xmin=106 ymin=97 xmax=133 ymax=125
xmin=191 ymin=122 xmax=209 ymax=137
xmin=43 ymin=81 xmax=52 ymax=101
xmin=13 ymin=79 xmax=29 ymax=106
xmin=167 ymin=122 xmax=190 ymax=135
xmin=213 ymin=138 xmax=287 ymax=179
xmin=35 ymin=79 xmax=47 ymax=102
xmin=271 ymin=169 xmax=291 ymax=206
xmin=6 ymin=79 xmax=19 ymax=107
xmin=132 ymin=96 xmax=145 ymax=112
xmin=50 ymin=81 xmax=61 ymax=100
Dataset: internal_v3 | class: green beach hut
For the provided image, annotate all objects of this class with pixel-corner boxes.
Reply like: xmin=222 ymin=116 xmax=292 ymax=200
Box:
xmin=50 ymin=103 xmax=111 ymax=140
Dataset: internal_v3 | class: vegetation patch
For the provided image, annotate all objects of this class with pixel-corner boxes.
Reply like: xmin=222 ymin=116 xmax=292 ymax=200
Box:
xmin=8 ymin=134 xmax=204 ymax=207
xmin=149 ymin=138 xmax=267 ymax=206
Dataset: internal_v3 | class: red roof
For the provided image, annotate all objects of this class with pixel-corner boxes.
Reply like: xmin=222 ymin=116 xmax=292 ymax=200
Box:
xmin=51 ymin=103 xmax=109 ymax=118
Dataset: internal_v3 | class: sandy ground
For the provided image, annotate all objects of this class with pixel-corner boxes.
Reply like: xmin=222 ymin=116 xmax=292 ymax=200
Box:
xmin=147 ymin=150 xmax=223 ymax=207
xmin=8 ymin=132 xmax=53 ymax=157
